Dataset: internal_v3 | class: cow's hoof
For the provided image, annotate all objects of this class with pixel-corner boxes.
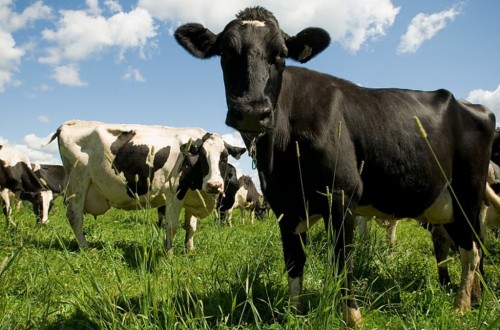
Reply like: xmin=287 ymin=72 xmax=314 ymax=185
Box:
xmin=343 ymin=305 xmax=362 ymax=328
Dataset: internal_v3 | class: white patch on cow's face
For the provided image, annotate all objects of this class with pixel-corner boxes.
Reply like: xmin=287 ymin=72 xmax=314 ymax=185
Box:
xmin=40 ymin=190 xmax=53 ymax=224
xmin=241 ymin=20 xmax=266 ymax=27
xmin=200 ymin=134 xmax=226 ymax=193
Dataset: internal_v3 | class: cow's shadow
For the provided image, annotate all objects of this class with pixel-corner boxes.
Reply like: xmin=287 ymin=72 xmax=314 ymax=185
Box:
xmin=115 ymin=240 xmax=164 ymax=271
xmin=107 ymin=276 xmax=303 ymax=328
xmin=43 ymin=308 xmax=98 ymax=330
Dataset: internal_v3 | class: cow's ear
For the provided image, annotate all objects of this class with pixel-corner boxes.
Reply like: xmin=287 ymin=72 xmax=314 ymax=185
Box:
xmin=175 ymin=23 xmax=219 ymax=59
xmin=181 ymin=138 xmax=204 ymax=156
xmin=224 ymin=143 xmax=246 ymax=160
xmin=286 ymin=27 xmax=330 ymax=63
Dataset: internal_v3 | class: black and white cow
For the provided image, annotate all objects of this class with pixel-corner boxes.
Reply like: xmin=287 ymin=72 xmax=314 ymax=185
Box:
xmin=478 ymin=162 xmax=500 ymax=230
xmin=217 ymin=164 xmax=267 ymax=226
xmin=0 ymin=163 xmax=65 ymax=226
xmin=0 ymin=146 xmax=54 ymax=226
xmin=175 ymin=7 xmax=496 ymax=326
xmin=48 ymin=120 xmax=245 ymax=252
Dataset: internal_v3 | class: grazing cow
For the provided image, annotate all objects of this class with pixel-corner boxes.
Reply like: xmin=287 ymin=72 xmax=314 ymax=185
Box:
xmin=0 ymin=164 xmax=64 ymax=225
xmin=48 ymin=120 xmax=245 ymax=252
xmin=31 ymin=164 xmax=65 ymax=198
xmin=217 ymin=164 xmax=267 ymax=226
xmin=175 ymin=6 xmax=496 ymax=326
xmin=0 ymin=146 xmax=54 ymax=226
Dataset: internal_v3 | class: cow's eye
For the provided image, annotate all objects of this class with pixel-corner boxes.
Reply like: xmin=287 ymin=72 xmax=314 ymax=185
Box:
xmin=273 ymin=48 xmax=287 ymax=67
xmin=274 ymin=54 xmax=285 ymax=68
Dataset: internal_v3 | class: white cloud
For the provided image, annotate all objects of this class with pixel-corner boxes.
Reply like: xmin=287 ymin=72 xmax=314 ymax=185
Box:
xmin=397 ymin=4 xmax=462 ymax=54
xmin=123 ymin=66 xmax=145 ymax=82
xmin=0 ymin=0 xmax=52 ymax=32
xmin=0 ymin=136 xmax=9 ymax=145
xmin=138 ymin=0 xmax=399 ymax=53
xmin=104 ymin=0 xmax=123 ymax=14
xmin=222 ymin=131 xmax=245 ymax=148
xmin=85 ymin=0 xmax=101 ymax=16
xmin=466 ymin=85 xmax=500 ymax=119
xmin=37 ymin=115 xmax=50 ymax=123
xmin=39 ymin=7 xmax=157 ymax=65
xmin=0 ymin=133 xmax=60 ymax=165
xmin=0 ymin=0 xmax=51 ymax=92
xmin=51 ymin=64 xmax=87 ymax=87
xmin=39 ymin=84 xmax=52 ymax=92
xmin=0 ymin=30 xmax=24 ymax=92
xmin=24 ymin=133 xmax=61 ymax=164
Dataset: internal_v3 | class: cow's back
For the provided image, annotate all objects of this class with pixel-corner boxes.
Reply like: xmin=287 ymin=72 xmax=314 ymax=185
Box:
xmin=279 ymin=70 xmax=496 ymax=219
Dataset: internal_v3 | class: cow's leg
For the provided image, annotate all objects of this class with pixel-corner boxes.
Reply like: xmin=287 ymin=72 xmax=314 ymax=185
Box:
xmin=455 ymin=241 xmax=481 ymax=310
xmin=183 ymin=211 xmax=197 ymax=252
xmin=328 ymin=195 xmax=362 ymax=328
xmin=1 ymin=189 xmax=12 ymax=227
xmin=385 ymin=220 xmax=398 ymax=248
xmin=250 ymin=209 xmax=255 ymax=225
xmin=157 ymin=206 xmax=165 ymax=228
xmin=241 ymin=209 xmax=246 ymax=225
xmin=280 ymin=216 xmax=307 ymax=313
xmin=66 ymin=205 xmax=86 ymax=248
xmin=356 ymin=216 xmax=368 ymax=241
xmin=447 ymin=171 xmax=485 ymax=310
xmin=226 ymin=209 xmax=233 ymax=227
xmin=431 ymin=225 xmax=452 ymax=286
xmin=65 ymin=173 xmax=90 ymax=248
xmin=161 ymin=197 xmax=183 ymax=254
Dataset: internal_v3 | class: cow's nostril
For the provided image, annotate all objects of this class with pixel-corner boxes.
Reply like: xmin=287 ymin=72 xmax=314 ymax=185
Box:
xmin=207 ymin=181 xmax=223 ymax=193
xmin=260 ymin=109 xmax=271 ymax=120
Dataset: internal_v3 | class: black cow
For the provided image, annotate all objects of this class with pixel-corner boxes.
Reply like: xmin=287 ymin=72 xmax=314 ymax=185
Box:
xmin=217 ymin=164 xmax=267 ymax=226
xmin=0 ymin=146 xmax=54 ymax=226
xmin=175 ymin=7 xmax=496 ymax=326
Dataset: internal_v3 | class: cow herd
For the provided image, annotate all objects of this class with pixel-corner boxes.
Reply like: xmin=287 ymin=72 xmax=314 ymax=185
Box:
xmin=1 ymin=120 xmax=268 ymax=252
xmin=1 ymin=5 xmax=499 ymax=328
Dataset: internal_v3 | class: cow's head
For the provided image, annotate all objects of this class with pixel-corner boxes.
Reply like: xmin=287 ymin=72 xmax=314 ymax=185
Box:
xmin=21 ymin=189 xmax=54 ymax=224
xmin=178 ymin=133 xmax=246 ymax=198
xmin=175 ymin=6 xmax=330 ymax=136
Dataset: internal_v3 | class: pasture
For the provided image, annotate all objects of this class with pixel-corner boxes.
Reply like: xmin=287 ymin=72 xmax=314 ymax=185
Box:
xmin=1 ymin=199 xmax=499 ymax=329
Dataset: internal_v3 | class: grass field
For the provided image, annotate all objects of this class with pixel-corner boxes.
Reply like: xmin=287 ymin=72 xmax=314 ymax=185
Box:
xmin=1 ymin=199 xmax=499 ymax=329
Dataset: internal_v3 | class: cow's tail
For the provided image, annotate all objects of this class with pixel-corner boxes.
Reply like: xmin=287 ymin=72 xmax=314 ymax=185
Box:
xmin=43 ymin=127 xmax=62 ymax=147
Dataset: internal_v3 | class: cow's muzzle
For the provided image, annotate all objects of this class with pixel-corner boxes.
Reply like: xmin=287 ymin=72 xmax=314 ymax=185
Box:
xmin=206 ymin=181 xmax=223 ymax=194
xmin=225 ymin=100 xmax=274 ymax=134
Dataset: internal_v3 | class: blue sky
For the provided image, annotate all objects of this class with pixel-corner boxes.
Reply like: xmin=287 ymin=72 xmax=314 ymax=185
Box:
xmin=1 ymin=0 xmax=499 ymax=184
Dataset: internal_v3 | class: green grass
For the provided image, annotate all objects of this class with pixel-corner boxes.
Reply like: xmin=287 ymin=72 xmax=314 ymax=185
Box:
xmin=1 ymin=200 xmax=499 ymax=329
